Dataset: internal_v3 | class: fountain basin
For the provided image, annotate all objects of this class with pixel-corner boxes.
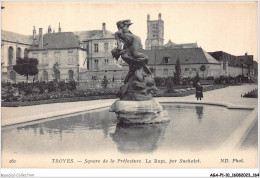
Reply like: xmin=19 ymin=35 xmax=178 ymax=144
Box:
xmin=109 ymin=99 xmax=169 ymax=124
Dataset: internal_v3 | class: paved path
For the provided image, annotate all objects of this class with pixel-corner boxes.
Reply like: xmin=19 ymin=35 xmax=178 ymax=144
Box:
xmin=158 ymin=84 xmax=257 ymax=106
xmin=1 ymin=84 xmax=258 ymax=126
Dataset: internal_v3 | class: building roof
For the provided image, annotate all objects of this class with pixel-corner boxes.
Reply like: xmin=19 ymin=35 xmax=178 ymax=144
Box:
xmin=209 ymin=51 xmax=254 ymax=67
xmin=73 ymin=30 xmax=115 ymax=41
xmin=99 ymin=61 xmax=122 ymax=71
xmin=2 ymin=30 xmax=32 ymax=45
xmin=29 ymin=32 xmax=81 ymax=50
xmin=141 ymin=47 xmax=219 ymax=66
xmin=164 ymin=39 xmax=198 ymax=49
xmin=164 ymin=40 xmax=176 ymax=47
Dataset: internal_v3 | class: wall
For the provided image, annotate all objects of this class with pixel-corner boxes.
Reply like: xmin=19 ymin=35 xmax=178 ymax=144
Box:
xmin=147 ymin=63 xmax=222 ymax=78
xmin=228 ymin=66 xmax=249 ymax=77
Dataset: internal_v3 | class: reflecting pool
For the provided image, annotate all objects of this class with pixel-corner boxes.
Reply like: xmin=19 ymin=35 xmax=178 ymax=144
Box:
xmin=2 ymin=104 xmax=251 ymax=154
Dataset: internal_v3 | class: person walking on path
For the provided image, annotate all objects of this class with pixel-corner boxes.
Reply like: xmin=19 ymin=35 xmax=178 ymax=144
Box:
xmin=195 ymin=82 xmax=203 ymax=100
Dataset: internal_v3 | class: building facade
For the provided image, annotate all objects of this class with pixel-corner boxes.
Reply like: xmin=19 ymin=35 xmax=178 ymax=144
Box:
xmin=1 ymin=23 xmax=119 ymax=84
xmin=1 ymin=30 xmax=32 ymax=82
xmin=74 ymin=23 xmax=120 ymax=87
xmin=121 ymin=47 xmax=223 ymax=79
xmin=27 ymin=27 xmax=87 ymax=82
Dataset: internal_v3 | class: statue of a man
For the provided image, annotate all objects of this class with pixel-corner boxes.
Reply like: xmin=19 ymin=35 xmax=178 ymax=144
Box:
xmin=112 ymin=20 xmax=158 ymax=101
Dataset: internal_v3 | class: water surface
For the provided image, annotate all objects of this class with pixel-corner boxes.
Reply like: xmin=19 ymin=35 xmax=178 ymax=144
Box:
xmin=2 ymin=104 xmax=250 ymax=154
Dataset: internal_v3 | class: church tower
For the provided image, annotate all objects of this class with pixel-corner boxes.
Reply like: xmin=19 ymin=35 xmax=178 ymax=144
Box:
xmin=145 ymin=13 xmax=164 ymax=50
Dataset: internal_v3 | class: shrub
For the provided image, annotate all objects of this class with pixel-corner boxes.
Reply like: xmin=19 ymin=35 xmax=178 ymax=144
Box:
xmin=47 ymin=81 xmax=56 ymax=92
xmin=206 ymin=76 xmax=214 ymax=80
xmin=58 ymin=81 xmax=68 ymax=91
xmin=68 ymin=81 xmax=77 ymax=91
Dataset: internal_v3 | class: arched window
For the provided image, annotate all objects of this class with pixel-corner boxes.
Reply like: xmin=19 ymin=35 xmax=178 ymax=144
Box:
xmin=55 ymin=70 xmax=60 ymax=81
xmin=163 ymin=69 xmax=168 ymax=76
xmin=10 ymin=71 xmax=16 ymax=82
xmin=16 ymin=47 xmax=22 ymax=58
xmin=43 ymin=70 xmax=48 ymax=81
xmin=68 ymin=70 xmax=74 ymax=81
xmin=24 ymin=48 xmax=28 ymax=58
xmin=8 ymin=46 xmax=14 ymax=65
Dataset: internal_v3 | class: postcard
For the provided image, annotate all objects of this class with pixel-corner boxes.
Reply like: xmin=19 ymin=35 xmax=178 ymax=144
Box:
xmin=1 ymin=1 xmax=258 ymax=177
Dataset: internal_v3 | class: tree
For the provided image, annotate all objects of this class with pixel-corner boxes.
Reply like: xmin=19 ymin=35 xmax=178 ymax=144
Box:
xmin=52 ymin=62 xmax=60 ymax=82
xmin=13 ymin=57 xmax=39 ymax=82
xmin=175 ymin=58 xmax=181 ymax=85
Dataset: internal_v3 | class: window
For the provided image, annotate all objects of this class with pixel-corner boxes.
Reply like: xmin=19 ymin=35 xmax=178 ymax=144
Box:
xmin=94 ymin=59 xmax=99 ymax=69
xmin=68 ymin=70 xmax=74 ymax=81
xmin=33 ymin=53 xmax=38 ymax=59
xmin=163 ymin=57 xmax=169 ymax=64
xmin=94 ymin=44 xmax=99 ymax=53
xmin=87 ymin=60 xmax=90 ymax=70
xmin=163 ymin=69 xmax=168 ymax=76
xmin=55 ymin=52 xmax=60 ymax=64
xmin=10 ymin=71 xmax=16 ymax=82
xmin=104 ymin=43 xmax=108 ymax=52
xmin=43 ymin=70 xmax=48 ymax=81
xmin=105 ymin=59 xmax=109 ymax=65
xmin=8 ymin=46 xmax=14 ymax=65
xmin=185 ymin=68 xmax=190 ymax=71
xmin=16 ymin=48 xmax=22 ymax=58
xmin=192 ymin=68 xmax=197 ymax=71
xmin=68 ymin=56 xmax=74 ymax=65
xmin=86 ymin=44 xmax=89 ymax=53
xmin=42 ymin=52 xmax=48 ymax=65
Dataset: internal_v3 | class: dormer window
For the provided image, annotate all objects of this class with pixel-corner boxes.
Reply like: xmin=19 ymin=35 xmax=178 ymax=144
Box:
xmin=163 ymin=57 xmax=169 ymax=64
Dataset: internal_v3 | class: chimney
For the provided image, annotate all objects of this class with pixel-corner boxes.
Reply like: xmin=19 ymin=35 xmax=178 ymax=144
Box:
xmin=33 ymin=26 xmax=36 ymax=45
xmin=48 ymin=25 xmax=52 ymax=33
xmin=147 ymin=14 xmax=150 ymax=21
xmin=58 ymin=22 xmax=61 ymax=33
xmin=245 ymin=52 xmax=248 ymax=56
xmin=39 ymin=28 xmax=43 ymax=48
xmin=158 ymin=13 xmax=162 ymax=20
xmin=102 ymin=23 xmax=106 ymax=36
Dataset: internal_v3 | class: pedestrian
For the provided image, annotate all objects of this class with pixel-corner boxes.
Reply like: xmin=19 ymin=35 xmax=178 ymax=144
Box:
xmin=195 ymin=82 xmax=203 ymax=100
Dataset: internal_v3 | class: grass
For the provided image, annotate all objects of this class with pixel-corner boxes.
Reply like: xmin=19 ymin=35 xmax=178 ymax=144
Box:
xmin=2 ymin=84 xmax=227 ymax=107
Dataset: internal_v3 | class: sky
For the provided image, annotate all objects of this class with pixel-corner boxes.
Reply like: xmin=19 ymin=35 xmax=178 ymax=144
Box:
xmin=1 ymin=1 xmax=258 ymax=60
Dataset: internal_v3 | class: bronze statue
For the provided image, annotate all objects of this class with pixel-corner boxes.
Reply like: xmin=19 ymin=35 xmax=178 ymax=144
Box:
xmin=112 ymin=20 xmax=158 ymax=101
xmin=110 ymin=20 xmax=169 ymax=124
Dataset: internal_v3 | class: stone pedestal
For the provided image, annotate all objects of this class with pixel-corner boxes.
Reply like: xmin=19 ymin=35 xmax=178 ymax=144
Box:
xmin=109 ymin=99 xmax=169 ymax=124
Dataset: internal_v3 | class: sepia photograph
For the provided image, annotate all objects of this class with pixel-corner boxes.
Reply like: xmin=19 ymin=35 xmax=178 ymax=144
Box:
xmin=1 ymin=1 xmax=258 ymax=177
